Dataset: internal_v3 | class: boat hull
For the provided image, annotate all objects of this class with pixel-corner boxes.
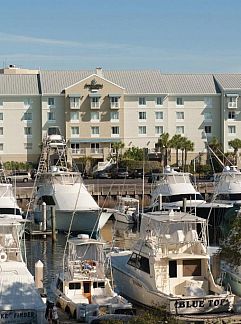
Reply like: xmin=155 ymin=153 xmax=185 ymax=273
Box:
xmin=112 ymin=266 xmax=233 ymax=315
xmin=34 ymin=208 xmax=112 ymax=233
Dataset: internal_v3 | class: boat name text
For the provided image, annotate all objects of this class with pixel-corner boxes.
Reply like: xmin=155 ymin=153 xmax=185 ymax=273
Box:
xmin=0 ymin=310 xmax=36 ymax=320
xmin=174 ymin=298 xmax=229 ymax=309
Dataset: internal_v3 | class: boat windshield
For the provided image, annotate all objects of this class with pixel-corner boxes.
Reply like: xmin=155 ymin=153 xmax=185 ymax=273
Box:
xmin=69 ymin=242 xmax=105 ymax=264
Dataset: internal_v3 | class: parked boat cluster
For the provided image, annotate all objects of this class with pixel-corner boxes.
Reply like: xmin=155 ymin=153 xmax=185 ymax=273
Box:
xmin=1 ymin=127 xmax=241 ymax=322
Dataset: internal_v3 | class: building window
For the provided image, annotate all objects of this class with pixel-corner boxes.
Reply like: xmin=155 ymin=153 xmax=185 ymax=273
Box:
xmin=71 ymin=126 xmax=79 ymax=136
xmin=48 ymin=98 xmax=55 ymax=107
xmin=138 ymin=111 xmax=147 ymax=121
xmin=91 ymin=143 xmax=101 ymax=154
xmin=70 ymin=97 xmax=80 ymax=109
xmin=155 ymin=111 xmax=163 ymax=120
xmin=0 ymin=127 xmax=3 ymax=135
xmin=228 ymin=111 xmax=236 ymax=119
xmin=110 ymin=96 xmax=119 ymax=109
xmin=156 ymin=97 xmax=163 ymax=106
xmin=0 ymin=113 xmax=3 ymax=121
xmin=176 ymin=97 xmax=183 ymax=106
xmin=23 ymin=112 xmax=32 ymax=121
xmin=204 ymin=126 xmax=212 ymax=134
xmin=155 ymin=126 xmax=163 ymax=135
xmin=91 ymin=97 xmax=100 ymax=109
xmin=111 ymin=126 xmax=120 ymax=136
xmin=227 ymin=96 xmax=238 ymax=109
xmin=176 ymin=126 xmax=184 ymax=134
xmin=91 ymin=126 xmax=100 ymax=136
xmin=24 ymin=143 xmax=32 ymax=149
xmin=24 ymin=127 xmax=32 ymax=136
xmin=204 ymin=112 xmax=212 ymax=120
xmin=228 ymin=125 xmax=236 ymax=134
xmin=0 ymin=144 xmax=3 ymax=151
xmin=71 ymin=143 xmax=80 ymax=154
xmin=90 ymin=111 xmax=100 ymax=122
xmin=70 ymin=111 xmax=79 ymax=122
xmin=48 ymin=111 xmax=55 ymax=122
xmin=110 ymin=111 xmax=119 ymax=121
xmin=204 ymin=97 xmax=213 ymax=108
xmin=138 ymin=126 xmax=147 ymax=135
xmin=139 ymin=97 xmax=146 ymax=106
xmin=176 ymin=112 xmax=184 ymax=120
xmin=24 ymin=98 xmax=32 ymax=107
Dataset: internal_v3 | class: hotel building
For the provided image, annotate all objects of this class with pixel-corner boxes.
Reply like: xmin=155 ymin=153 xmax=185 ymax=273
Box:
xmin=0 ymin=65 xmax=240 ymax=165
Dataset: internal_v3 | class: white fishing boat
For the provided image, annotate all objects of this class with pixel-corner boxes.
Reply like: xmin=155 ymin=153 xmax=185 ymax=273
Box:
xmin=113 ymin=196 xmax=139 ymax=224
xmin=32 ymin=127 xmax=112 ymax=233
xmin=0 ymin=218 xmax=46 ymax=323
xmin=213 ymin=165 xmax=241 ymax=205
xmin=53 ymin=233 xmax=133 ymax=323
xmin=0 ymin=165 xmax=22 ymax=220
xmin=147 ymin=165 xmax=235 ymax=245
xmin=110 ymin=210 xmax=235 ymax=315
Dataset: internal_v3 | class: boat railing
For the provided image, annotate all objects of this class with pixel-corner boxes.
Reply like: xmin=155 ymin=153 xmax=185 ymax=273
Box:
xmin=68 ymin=259 xmax=105 ymax=279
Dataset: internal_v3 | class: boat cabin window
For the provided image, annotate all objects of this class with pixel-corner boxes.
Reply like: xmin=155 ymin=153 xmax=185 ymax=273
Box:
xmin=69 ymin=282 xmax=81 ymax=290
xmin=93 ymin=281 xmax=105 ymax=288
xmin=56 ymin=278 xmax=63 ymax=292
xmin=127 ymin=253 xmax=150 ymax=274
xmin=183 ymin=259 xmax=201 ymax=276
xmin=169 ymin=260 xmax=177 ymax=278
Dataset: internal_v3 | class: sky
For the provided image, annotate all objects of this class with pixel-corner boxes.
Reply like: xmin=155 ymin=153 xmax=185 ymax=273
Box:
xmin=0 ymin=0 xmax=241 ymax=73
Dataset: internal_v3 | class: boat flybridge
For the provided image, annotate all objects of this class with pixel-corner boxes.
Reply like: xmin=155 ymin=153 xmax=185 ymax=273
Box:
xmin=110 ymin=209 xmax=235 ymax=315
xmin=53 ymin=233 xmax=133 ymax=322
xmin=32 ymin=127 xmax=112 ymax=234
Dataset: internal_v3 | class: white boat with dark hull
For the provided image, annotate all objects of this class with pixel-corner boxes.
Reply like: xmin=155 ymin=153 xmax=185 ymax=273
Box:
xmin=33 ymin=127 xmax=112 ymax=233
xmin=213 ymin=165 xmax=241 ymax=206
xmin=113 ymin=196 xmax=139 ymax=224
xmin=53 ymin=234 xmax=133 ymax=323
xmin=147 ymin=165 xmax=235 ymax=245
xmin=0 ymin=218 xmax=46 ymax=323
xmin=110 ymin=210 xmax=234 ymax=315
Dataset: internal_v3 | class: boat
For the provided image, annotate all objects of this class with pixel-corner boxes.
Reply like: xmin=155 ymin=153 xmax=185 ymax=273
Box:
xmin=32 ymin=127 xmax=112 ymax=234
xmin=147 ymin=165 xmax=235 ymax=245
xmin=110 ymin=209 xmax=235 ymax=315
xmin=0 ymin=217 xmax=46 ymax=323
xmin=0 ymin=165 xmax=23 ymax=220
xmin=113 ymin=196 xmax=139 ymax=224
xmin=53 ymin=233 xmax=134 ymax=323
xmin=213 ymin=165 xmax=241 ymax=206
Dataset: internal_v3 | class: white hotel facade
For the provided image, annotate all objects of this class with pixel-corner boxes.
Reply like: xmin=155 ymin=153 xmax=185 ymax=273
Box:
xmin=0 ymin=65 xmax=240 ymax=164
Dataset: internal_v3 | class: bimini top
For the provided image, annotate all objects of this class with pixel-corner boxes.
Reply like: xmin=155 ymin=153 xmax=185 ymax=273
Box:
xmin=142 ymin=210 xmax=207 ymax=224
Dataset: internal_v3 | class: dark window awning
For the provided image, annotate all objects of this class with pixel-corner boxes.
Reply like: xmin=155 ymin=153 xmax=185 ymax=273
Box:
xmin=89 ymin=93 xmax=101 ymax=98
xmin=109 ymin=94 xmax=122 ymax=98
xmin=70 ymin=138 xmax=121 ymax=143
xmin=226 ymin=93 xmax=239 ymax=97
xmin=68 ymin=94 xmax=81 ymax=98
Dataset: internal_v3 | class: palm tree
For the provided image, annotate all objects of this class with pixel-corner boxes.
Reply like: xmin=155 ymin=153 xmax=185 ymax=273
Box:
xmin=183 ymin=139 xmax=194 ymax=171
xmin=111 ymin=141 xmax=125 ymax=169
xmin=156 ymin=133 xmax=170 ymax=167
xmin=228 ymin=138 xmax=241 ymax=165
xmin=169 ymin=134 xmax=183 ymax=166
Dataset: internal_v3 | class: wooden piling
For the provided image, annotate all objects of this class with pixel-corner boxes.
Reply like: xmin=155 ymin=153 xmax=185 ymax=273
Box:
xmin=51 ymin=206 xmax=57 ymax=242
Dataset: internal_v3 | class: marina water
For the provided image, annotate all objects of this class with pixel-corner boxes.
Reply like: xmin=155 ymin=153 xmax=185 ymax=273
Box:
xmin=25 ymin=220 xmax=138 ymax=300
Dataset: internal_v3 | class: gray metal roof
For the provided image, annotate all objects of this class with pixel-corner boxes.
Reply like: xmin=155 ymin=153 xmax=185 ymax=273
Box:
xmin=103 ymin=70 xmax=168 ymax=94
xmin=0 ymin=74 xmax=40 ymax=95
xmin=213 ymin=74 xmax=241 ymax=90
xmin=40 ymin=70 xmax=221 ymax=95
xmin=40 ymin=70 xmax=94 ymax=95
xmin=162 ymin=74 xmax=220 ymax=94
xmin=2 ymin=69 xmax=241 ymax=96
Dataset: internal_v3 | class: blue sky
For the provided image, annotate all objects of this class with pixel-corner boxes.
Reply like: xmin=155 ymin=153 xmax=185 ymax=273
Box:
xmin=0 ymin=0 xmax=241 ymax=72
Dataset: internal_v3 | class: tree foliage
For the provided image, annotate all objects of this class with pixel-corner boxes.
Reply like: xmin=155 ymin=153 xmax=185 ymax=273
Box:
xmin=123 ymin=147 xmax=144 ymax=161
xmin=219 ymin=214 xmax=241 ymax=267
